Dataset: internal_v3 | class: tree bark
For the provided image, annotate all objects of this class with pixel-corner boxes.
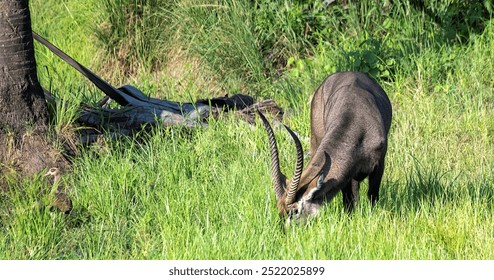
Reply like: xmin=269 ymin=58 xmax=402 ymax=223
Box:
xmin=0 ymin=0 xmax=48 ymax=133
xmin=0 ymin=1 xmax=65 ymax=193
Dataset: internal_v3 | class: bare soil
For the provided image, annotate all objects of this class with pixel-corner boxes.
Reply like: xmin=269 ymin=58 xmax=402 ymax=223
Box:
xmin=0 ymin=131 xmax=69 ymax=191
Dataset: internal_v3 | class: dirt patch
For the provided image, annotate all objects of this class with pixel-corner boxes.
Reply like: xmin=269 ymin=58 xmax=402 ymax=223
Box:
xmin=0 ymin=131 xmax=69 ymax=190
xmin=162 ymin=49 xmax=225 ymax=98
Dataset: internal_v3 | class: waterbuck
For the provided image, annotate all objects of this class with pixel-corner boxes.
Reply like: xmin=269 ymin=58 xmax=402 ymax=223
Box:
xmin=259 ymin=72 xmax=392 ymax=225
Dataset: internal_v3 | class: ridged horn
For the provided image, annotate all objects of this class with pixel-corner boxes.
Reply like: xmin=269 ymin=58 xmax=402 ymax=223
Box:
xmin=282 ymin=124 xmax=304 ymax=205
xmin=257 ymin=110 xmax=285 ymax=201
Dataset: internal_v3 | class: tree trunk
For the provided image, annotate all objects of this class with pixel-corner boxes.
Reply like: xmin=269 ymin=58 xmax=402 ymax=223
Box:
xmin=0 ymin=1 xmax=67 ymax=194
xmin=0 ymin=0 xmax=48 ymax=133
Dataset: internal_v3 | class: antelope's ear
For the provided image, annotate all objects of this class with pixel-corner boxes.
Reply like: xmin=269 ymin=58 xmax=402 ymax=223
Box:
xmin=303 ymin=152 xmax=332 ymax=201
xmin=302 ymin=171 xmax=326 ymax=201
xmin=316 ymin=171 xmax=325 ymax=190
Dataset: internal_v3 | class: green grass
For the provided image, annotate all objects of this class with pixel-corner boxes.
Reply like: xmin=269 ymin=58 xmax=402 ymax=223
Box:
xmin=1 ymin=0 xmax=494 ymax=259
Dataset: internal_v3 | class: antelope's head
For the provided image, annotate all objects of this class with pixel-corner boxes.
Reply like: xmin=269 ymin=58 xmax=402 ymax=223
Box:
xmin=258 ymin=111 xmax=325 ymax=226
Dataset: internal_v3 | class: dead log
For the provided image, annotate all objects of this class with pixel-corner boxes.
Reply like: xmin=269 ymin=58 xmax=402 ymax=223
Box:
xmin=76 ymin=85 xmax=278 ymax=130
xmin=34 ymin=32 xmax=283 ymax=145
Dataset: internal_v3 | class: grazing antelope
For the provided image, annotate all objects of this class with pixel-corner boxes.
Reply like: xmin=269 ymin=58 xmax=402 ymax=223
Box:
xmin=259 ymin=72 xmax=392 ymax=225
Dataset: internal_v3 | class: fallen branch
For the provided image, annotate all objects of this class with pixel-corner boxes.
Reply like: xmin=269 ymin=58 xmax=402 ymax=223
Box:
xmin=35 ymin=32 xmax=283 ymax=145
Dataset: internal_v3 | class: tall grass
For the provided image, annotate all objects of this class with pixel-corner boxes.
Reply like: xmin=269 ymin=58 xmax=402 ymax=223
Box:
xmin=1 ymin=0 xmax=493 ymax=259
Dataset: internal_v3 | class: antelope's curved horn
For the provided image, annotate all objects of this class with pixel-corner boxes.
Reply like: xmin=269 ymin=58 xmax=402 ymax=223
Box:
xmin=282 ymin=124 xmax=304 ymax=205
xmin=258 ymin=110 xmax=285 ymax=201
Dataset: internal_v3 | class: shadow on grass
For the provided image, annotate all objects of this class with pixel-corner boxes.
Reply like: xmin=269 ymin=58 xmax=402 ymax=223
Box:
xmin=333 ymin=1 xmax=492 ymax=81
xmin=382 ymin=164 xmax=494 ymax=214
xmin=410 ymin=0 xmax=492 ymax=42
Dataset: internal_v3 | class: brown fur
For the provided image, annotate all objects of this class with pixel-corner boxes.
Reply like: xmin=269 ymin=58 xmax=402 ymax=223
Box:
xmin=261 ymin=72 xmax=392 ymax=224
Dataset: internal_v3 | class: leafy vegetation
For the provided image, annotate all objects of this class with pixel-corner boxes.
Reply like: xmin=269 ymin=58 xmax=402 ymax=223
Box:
xmin=1 ymin=0 xmax=493 ymax=259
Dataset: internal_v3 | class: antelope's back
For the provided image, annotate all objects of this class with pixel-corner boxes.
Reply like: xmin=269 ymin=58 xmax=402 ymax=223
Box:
xmin=313 ymin=72 xmax=391 ymax=129
xmin=309 ymin=72 xmax=392 ymax=162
